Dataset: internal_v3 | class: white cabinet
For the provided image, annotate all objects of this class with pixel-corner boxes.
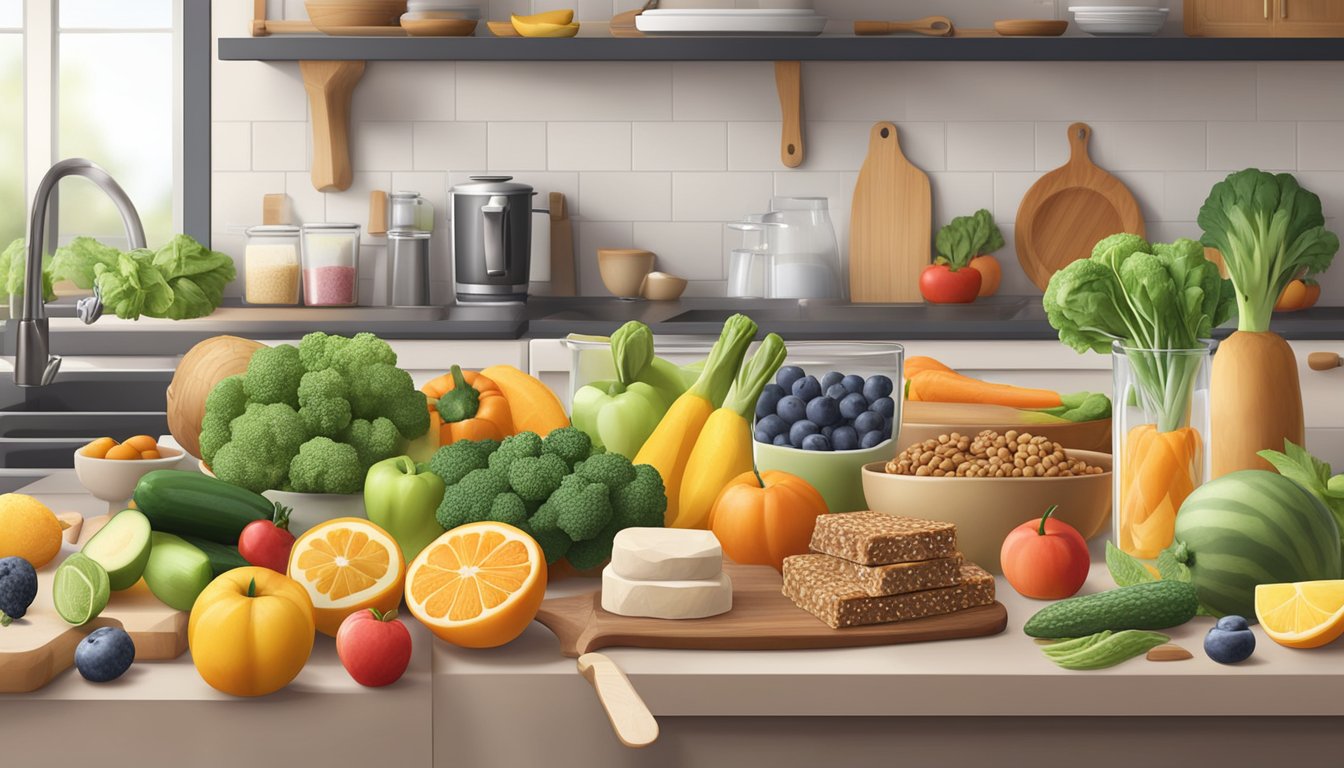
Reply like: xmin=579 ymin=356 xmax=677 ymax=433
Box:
xmin=529 ymin=338 xmax=574 ymax=406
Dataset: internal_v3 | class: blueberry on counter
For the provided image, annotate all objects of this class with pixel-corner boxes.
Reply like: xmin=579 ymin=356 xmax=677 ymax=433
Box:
xmin=775 ymin=365 xmax=805 ymax=391
xmin=853 ymin=410 xmax=883 ymax=435
xmin=860 ymin=430 xmax=886 ymax=449
xmin=791 ymin=375 xmax=822 ymax=401
xmin=1204 ymin=615 xmax=1255 ymax=664
xmin=832 ymin=425 xmax=859 ymax=451
xmin=776 ymin=395 xmax=807 ymax=423
xmin=820 ymin=371 xmax=844 ymax=390
xmin=806 ymin=396 xmax=841 ymax=427
xmin=839 ymin=392 xmax=869 ymax=420
xmin=871 ymin=396 xmax=896 ymax=419
xmin=789 ymin=420 xmax=819 ymax=448
xmin=0 ymin=556 xmax=38 ymax=626
xmin=824 ymin=383 xmax=848 ymax=400
xmin=75 ymin=626 xmax=136 ymax=683
xmin=756 ymin=383 xmax=786 ymax=420
xmin=863 ymin=375 xmax=894 ymax=402
xmin=801 ymin=433 xmax=832 ymax=451
xmin=841 ymin=374 xmax=865 ymax=394
xmin=772 ymin=433 xmax=790 ymax=446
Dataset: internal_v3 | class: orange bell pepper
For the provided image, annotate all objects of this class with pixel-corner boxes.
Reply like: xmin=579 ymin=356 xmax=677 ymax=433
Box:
xmin=422 ymin=366 xmax=515 ymax=445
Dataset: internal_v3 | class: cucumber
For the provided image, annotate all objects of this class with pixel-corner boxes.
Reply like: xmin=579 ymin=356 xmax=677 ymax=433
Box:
xmin=1023 ymin=580 xmax=1199 ymax=638
xmin=180 ymin=535 xmax=249 ymax=577
xmin=142 ymin=532 xmax=213 ymax=612
xmin=133 ymin=470 xmax=275 ymax=544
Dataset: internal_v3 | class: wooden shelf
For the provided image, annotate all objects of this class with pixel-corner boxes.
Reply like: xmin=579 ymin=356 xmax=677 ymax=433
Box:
xmin=217 ymin=35 xmax=1344 ymax=62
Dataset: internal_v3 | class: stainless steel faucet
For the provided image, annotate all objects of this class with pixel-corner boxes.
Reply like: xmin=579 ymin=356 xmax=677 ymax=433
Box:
xmin=15 ymin=158 xmax=146 ymax=387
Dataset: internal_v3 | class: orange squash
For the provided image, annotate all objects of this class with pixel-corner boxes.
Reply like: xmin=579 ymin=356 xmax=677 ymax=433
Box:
xmin=422 ymin=367 xmax=515 ymax=445
xmin=480 ymin=365 xmax=570 ymax=437
xmin=708 ymin=469 xmax=829 ymax=572
xmin=1274 ymin=278 xmax=1321 ymax=313
xmin=969 ymin=254 xmax=1002 ymax=297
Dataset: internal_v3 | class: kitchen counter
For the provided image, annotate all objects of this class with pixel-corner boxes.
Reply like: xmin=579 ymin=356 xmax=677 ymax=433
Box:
xmin=4 ymin=472 xmax=1343 ymax=766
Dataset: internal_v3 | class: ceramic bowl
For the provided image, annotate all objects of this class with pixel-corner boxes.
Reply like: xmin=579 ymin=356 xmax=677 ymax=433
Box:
xmin=755 ymin=438 xmax=897 ymax=514
xmin=306 ymin=0 xmax=407 ymax=30
xmin=597 ymin=249 xmax=656 ymax=299
xmin=74 ymin=446 xmax=186 ymax=512
xmin=401 ymin=16 xmax=478 ymax=35
xmin=860 ymin=449 xmax=1113 ymax=574
xmin=263 ymin=489 xmax=366 ymax=537
xmin=641 ymin=271 xmax=688 ymax=301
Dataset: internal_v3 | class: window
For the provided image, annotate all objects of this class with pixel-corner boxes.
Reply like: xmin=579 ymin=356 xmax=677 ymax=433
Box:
xmin=0 ymin=0 xmax=22 ymax=245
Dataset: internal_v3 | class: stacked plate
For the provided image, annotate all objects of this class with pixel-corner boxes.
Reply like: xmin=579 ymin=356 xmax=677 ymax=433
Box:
xmin=405 ymin=0 xmax=480 ymax=19
xmin=1069 ymin=5 xmax=1168 ymax=36
xmin=636 ymin=8 xmax=827 ymax=36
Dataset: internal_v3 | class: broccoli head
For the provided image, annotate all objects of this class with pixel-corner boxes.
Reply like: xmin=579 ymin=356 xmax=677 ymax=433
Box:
xmin=575 ymin=452 xmax=636 ymax=488
xmin=210 ymin=402 xmax=311 ymax=493
xmin=546 ymin=477 xmax=613 ymax=542
xmin=199 ymin=374 xmax=247 ymax=466
xmin=508 ymin=453 xmax=568 ymax=502
xmin=489 ymin=492 xmax=531 ymax=528
xmin=297 ymin=367 xmax=353 ymax=438
xmin=424 ymin=439 xmax=500 ymax=486
xmin=518 ymin=520 xmax=572 ymax=564
xmin=383 ymin=389 xmax=432 ymax=441
xmin=541 ymin=426 xmax=596 ymax=470
xmin=288 ymin=437 xmax=363 ymax=495
xmin=343 ymin=417 xmax=402 ymax=470
xmin=488 ymin=431 xmax=543 ymax=474
xmin=243 ymin=343 xmax=304 ymax=408
xmin=298 ymin=331 xmax=349 ymax=373
xmin=611 ymin=463 xmax=668 ymax=529
xmin=436 ymin=468 xmax=511 ymax=529
xmin=331 ymin=332 xmax=398 ymax=377
xmin=565 ymin=535 xmax=616 ymax=572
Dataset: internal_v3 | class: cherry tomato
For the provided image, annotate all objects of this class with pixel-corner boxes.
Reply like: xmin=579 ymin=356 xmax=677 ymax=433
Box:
xmin=919 ymin=264 xmax=982 ymax=304
xmin=337 ymin=608 xmax=412 ymax=687
xmin=238 ymin=509 xmax=296 ymax=573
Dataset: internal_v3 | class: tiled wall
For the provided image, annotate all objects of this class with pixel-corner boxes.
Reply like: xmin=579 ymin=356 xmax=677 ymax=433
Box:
xmin=212 ymin=1 xmax=1344 ymax=305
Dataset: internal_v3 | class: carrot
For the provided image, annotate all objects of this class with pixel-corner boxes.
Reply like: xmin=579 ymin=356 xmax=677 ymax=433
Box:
xmin=906 ymin=369 xmax=1063 ymax=410
xmin=1118 ymin=424 xmax=1203 ymax=559
xmin=903 ymin=356 xmax=955 ymax=380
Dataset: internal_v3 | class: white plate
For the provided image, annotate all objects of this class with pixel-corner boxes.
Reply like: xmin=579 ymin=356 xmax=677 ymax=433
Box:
xmin=643 ymin=8 xmax=819 ymax=15
xmin=1074 ymin=21 xmax=1165 ymax=34
xmin=1069 ymin=5 xmax=1168 ymax=11
xmin=637 ymin=10 xmax=827 ymax=35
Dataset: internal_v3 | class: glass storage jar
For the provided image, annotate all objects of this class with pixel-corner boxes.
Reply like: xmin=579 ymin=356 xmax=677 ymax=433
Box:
xmin=300 ymin=223 xmax=361 ymax=306
xmin=244 ymin=225 xmax=301 ymax=305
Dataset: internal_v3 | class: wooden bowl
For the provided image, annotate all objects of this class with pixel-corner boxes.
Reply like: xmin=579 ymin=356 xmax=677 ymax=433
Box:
xmin=597 ymin=249 xmax=655 ymax=299
xmin=306 ymin=0 xmax=407 ymax=30
xmin=898 ymin=401 xmax=1112 ymax=455
xmin=993 ymin=19 xmax=1068 ymax=36
xmin=402 ymin=17 xmax=477 ymax=35
xmin=640 ymin=271 xmax=687 ymax=301
xmin=861 ymin=450 xmax=1113 ymax=574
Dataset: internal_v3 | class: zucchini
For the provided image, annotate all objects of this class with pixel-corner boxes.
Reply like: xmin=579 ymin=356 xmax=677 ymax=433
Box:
xmin=133 ymin=470 xmax=275 ymax=544
xmin=180 ymin=535 xmax=250 ymax=577
xmin=1023 ymin=580 xmax=1199 ymax=638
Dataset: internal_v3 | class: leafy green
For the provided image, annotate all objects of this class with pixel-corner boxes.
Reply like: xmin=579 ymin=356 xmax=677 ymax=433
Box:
xmin=934 ymin=208 xmax=1004 ymax=270
xmin=0 ymin=238 xmax=56 ymax=303
xmin=1105 ymin=541 xmax=1156 ymax=587
xmin=1198 ymin=169 xmax=1340 ymax=332
xmin=48 ymin=235 xmax=234 ymax=320
xmin=51 ymin=237 xmax=120 ymax=290
xmin=1033 ymin=391 xmax=1112 ymax=423
xmin=1258 ymin=440 xmax=1344 ymax=556
xmin=1155 ymin=549 xmax=1192 ymax=583
xmin=1043 ymin=235 xmax=1234 ymax=432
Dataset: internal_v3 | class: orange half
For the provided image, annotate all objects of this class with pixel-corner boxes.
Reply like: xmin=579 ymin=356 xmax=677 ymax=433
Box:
xmin=288 ymin=517 xmax=405 ymax=636
xmin=1255 ymin=580 xmax=1344 ymax=649
xmin=404 ymin=521 xmax=545 ymax=648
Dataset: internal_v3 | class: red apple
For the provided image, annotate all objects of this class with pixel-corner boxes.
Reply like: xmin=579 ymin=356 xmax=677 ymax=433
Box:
xmin=336 ymin=607 xmax=412 ymax=687
xmin=1000 ymin=505 xmax=1090 ymax=600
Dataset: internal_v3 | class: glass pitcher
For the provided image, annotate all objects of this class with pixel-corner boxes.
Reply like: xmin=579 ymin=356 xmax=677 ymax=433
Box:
xmin=766 ymin=197 xmax=844 ymax=300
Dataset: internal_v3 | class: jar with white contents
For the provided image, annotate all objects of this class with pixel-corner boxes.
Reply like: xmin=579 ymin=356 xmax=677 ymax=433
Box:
xmin=244 ymin=225 xmax=302 ymax=305
xmin=301 ymin=223 xmax=361 ymax=306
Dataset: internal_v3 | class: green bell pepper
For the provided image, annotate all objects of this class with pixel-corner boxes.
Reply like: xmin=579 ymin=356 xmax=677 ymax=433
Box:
xmin=363 ymin=455 xmax=446 ymax=562
xmin=571 ymin=321 xmax=673 ymax=458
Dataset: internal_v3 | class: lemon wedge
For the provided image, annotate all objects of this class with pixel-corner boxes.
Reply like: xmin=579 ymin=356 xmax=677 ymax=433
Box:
xmin=1255 ymin=580 xmax=1344 ymax=649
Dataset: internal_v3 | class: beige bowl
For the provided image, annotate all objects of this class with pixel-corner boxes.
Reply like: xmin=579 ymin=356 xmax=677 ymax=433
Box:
xmin=598 ymin=249 xmax=655 ymax=299
xmin=306 ymin=0 xmax=407 ymax=30
xmin=641 ymin=271 xmax=687 ymax=301
xmin=899 ymin=401 xmax=1112 ymax=454
xmin=74 ymin=446 xmax=186 ymax=513
xmin=860 ymin=449 xmax=1112 ymax=574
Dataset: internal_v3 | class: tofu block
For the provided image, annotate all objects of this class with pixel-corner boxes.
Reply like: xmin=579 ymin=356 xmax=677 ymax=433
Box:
xmin=601 ymin=566 xmax=733 ymax=620
xmin=783 ymin=555 xmax=995 ymax=629
xmin=610 ymin=527 xmax=723 ymax=581
xmin=809 ymin=511 xmax=957 ymax=566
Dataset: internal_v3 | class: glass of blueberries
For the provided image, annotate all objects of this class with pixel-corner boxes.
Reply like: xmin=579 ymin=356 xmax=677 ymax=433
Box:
xmin=755 ymin=365 xmax=895 ymax=451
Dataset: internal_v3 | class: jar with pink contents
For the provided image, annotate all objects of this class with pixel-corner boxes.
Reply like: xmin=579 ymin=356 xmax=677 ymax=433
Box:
xmin=300 ymin=223 xmax=361 ymax=306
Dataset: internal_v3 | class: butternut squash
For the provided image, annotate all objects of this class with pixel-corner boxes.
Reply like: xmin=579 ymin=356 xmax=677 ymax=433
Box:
xmin=479 ymin=365 xmax=569 ymax=437
xmin=1211 ymin=331 xmax=1304 ymax=477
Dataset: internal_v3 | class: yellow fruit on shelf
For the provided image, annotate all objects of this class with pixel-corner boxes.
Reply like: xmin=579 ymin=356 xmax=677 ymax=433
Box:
xmin=513 ymin=9 xmax=573 ymax=25
xmin=404 ymin=521 xmax=546 ymax=648
xmin=510 ymin=16 xmax=581 ymax=37
xmin=287 ymin=517 xmax=406 ymax=637
xmin=0 ymin=493 xmax=64 ymax=568
xmin=1255 ymin=580 xmax=1344 ymax=649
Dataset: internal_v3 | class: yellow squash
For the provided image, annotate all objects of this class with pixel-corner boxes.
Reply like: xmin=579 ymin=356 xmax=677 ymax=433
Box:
xmin=188 ymin=567 xmax=315 ymax=697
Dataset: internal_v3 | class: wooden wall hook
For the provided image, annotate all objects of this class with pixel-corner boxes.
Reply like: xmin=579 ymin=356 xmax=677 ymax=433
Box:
xmin=300 ymin=60 xmax=366 ymax=192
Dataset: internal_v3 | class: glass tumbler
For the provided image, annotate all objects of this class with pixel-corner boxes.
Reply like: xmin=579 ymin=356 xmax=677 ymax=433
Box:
xmin=244 ymin=225 xmax=301 ymax=305
xmin=300 ymin=223 xmax=361 ymax=306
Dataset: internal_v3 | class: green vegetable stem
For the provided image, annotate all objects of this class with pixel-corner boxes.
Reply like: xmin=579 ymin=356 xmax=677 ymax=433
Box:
xmin=571 ymin=322 xmax=674 ymax=459
xmin=437 ymin=365 xmax=480 ymax=423
xmin=1041 ymin=630 xmax=1170 ymax=670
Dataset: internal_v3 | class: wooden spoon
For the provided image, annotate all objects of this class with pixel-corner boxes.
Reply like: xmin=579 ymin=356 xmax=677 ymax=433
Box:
xmin=854 ymin=16 xmax=954 ymax=36
xmin=611 ymin=0 xmax=659 ymax=38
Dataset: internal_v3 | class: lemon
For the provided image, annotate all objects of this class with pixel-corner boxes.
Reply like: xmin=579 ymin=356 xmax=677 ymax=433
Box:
xmin=0 ymin=493 xmax=64 ymax=568
xmin=1254 ymin=580 xmax=1344 ymax=649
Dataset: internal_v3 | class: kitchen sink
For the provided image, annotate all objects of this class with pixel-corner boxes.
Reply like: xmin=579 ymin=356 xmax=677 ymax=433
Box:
xmin=663 ymin=307 xmax=808 ymax=324
xmin=0 ymin=370 xmax=171 ymax=412
xmin=0 ymin=411 xmax=168 ymax=439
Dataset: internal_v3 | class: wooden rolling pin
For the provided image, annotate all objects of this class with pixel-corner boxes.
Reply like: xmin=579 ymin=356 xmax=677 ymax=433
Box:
xmin=1308 ymin=352 xmax=1342 ymax=371
xmin=854 ymin=16 xmax=954 ymax=36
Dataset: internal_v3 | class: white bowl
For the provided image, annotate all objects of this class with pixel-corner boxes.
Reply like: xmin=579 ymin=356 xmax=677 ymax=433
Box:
xmin=262 ymin=489 xmax=366 ymax=537
xmin=75 ymin=446 xmax=186 ymax=513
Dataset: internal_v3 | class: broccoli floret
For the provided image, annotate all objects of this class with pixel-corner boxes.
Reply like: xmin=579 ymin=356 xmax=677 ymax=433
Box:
xmin=436 ymin=365 xmax=479 ymax=423
xmin=575 ymin=452 xmax=636 ymax=488
xmin=488 ymin=431 xmax=543 ymax=474
xmin=424 ymin=439 xmax=499 ymax=486
xmin=297 ymin=367 xmax=353 ymax=438
xmin=436 ymin=468 xmax=511 ymax=529
xmin=611 ymin=463 xmax=668 ymax=529
xmin=508 ymin=453 xmax=568 ymax=502
xmin=383 ymin=389 xmax=432 ymax=441
xmin=548 ymin=478 xmax=613 ymax=542
xmin=565 ymin=535 xmax=615 ymax=572
xmin=243 ymin=344 xmax=303 ymax=408
xmin=199 ymin=374 xmax=247 ymax=466
xmin=489 ymin=492 xmax=531 ymax=527
xmin=347 ymin=363 xmax=414 ymax=420
xmin=331 ymin=332 xmax=397 ymax=377
xmin=211 ymin=442 xmax=284 ymax=495
xmin=288 ymin=437 xmax=363 ymax=495
xmin=519 ymin=520 xmax=571 ymax=564
xmin=541 ymin=426 xmax=595 ymax=470
xmin=298 ymin=331 xmax=349 ymax=373
xmin=343 ymin=417 xmax=401 ymax=471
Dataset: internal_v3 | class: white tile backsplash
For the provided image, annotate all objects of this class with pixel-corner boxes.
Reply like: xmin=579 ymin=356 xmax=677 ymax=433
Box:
xmin=211 ymin=3 xmax=1344 ymax=304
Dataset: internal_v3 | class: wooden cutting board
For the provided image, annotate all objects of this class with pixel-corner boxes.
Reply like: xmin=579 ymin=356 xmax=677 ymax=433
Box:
xmin=549 ymin=192 xmax=576 ymax=296
xmin=0 ymin=515 xmax=190 ymax=693
xmin=1015 ymin=122 xmax=1145 ymax=291
xmin=849 ymin=122 xmax=932 ymax=303
xmin=534 ymin=563 xmax=1007 ymax=657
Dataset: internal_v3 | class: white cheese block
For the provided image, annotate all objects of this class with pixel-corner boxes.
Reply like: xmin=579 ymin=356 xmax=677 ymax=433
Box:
xmin=610 ymin=527 xmax=723 ymax=581
xmin=601 ymin=566 xmax=733 ymax=620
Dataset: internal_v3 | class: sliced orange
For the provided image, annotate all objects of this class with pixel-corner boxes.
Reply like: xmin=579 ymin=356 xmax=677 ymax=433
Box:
xmin=1255 ymin=580 xmax=1344 ymax=649
xmin=288 ymin=517 xmax=406 ymax=637
xmin=404 ymin=521 xmax=546 ymax=648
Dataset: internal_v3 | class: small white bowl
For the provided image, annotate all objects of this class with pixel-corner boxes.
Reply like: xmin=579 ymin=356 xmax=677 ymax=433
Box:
xmin=75 ymin=446 xmax=186 ymax=513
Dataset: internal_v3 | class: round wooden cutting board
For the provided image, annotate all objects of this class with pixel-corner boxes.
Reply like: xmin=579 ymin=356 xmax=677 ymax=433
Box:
xmin=1015 ymin=122 xmax=1145 ymax=291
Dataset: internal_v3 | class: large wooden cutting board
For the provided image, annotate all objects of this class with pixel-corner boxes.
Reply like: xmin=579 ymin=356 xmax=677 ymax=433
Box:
xmin=534 ymin=563 xmax=1006 ymax=657
xmin=849 ymin=122 xmax=932 ymax=303
xmin=0 ymin=515 xmax=189 ymax=693
xmin=1015 ymin=122 xmax=1145 ymax=291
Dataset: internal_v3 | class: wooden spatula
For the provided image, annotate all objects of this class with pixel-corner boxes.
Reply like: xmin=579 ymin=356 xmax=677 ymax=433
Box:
xmin=611 ymin=0 xmax=658 ymax=38
xmin=577 ymin=653 xmax=659 ymax=748
xmin=854 ymin=16 xmax=954 ymax=36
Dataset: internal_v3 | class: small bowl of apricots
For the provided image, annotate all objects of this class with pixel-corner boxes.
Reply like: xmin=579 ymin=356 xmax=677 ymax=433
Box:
xmin=75 ymin=435 xmax=185 ymax=513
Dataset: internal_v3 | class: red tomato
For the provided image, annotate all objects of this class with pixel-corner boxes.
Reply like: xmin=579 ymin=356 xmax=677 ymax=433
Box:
xmin=238 ymin=512 xmax=296 ymax=573
xmin=337 ymin=608 xmax=413 ymax=687
xmin=1000 ymin=505 xmax=1090 ymax=600
xmin=919 ymin=264 xmax=982 ymax=304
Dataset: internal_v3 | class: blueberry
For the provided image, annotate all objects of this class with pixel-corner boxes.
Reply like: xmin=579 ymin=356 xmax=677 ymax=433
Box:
xmin=1204 ymin=621 xmax=1256 ymax=665
xmin=806 ymin=396 xmax=841 ymax=427
xmin=839 ymin=392 xmax=869 ymax=420
xmin=753 ymin=429 xmax=771 ymax=444
xmin=775 ymin=366 xmax=805 ymax=391
xmin=853 ymin=410 xmax=884 ymax=435
xmin=862 ymin=375 xmax=895 ymax=402
xmin=881 ymin=421 xmax=894 ymax=440
xmin=792 ymin=375 xmax=822 ymax=401
xmin=870 ymin=396 xmax=896 ymax=419
xmin=75 ymin=626 xmax=136 ymax=683
xmin=824 ymin=383 xmax=848 ymax=400
xmin=841 ymin=374 xmax=865 ymax=394
xmin=789 ymin=420 xmax=819 ymax=448
xmin=860 ymin=430 xmax=886 ymax=449
xmin=0 ymin=556 xmax=39 ymax=624
xmin=755 ymin=383 xmax=786 ymax=420
xmin=801 ymin=433 xmax=832 ymax=452
xmin=757 ymin=414 xmax=788 ymax=439
xmin=821 ymin=425 xmax=835 ymax=438
xmin=832 ymin=426 xmax=859 ymax=451
xmin=820 ymin=371 xmax=844 ymax=390
xmin=776 ymin=395 xmax=807 ymax=424
xmin=772 ymin=433 xmax=790 ymax=447
xmin=1216 ymin=615 xmax=1250 ymax=632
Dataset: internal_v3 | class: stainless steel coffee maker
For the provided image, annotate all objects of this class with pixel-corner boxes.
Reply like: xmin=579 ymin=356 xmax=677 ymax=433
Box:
xmin=451 ymin=176 xmax=545 ymax=303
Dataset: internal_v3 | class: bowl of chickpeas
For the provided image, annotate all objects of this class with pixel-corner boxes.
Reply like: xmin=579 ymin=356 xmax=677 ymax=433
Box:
xmin=861 ymin=429 xmax=1112 ymax=573
xmin=75 ymin=435 xmax=185 ymax=513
